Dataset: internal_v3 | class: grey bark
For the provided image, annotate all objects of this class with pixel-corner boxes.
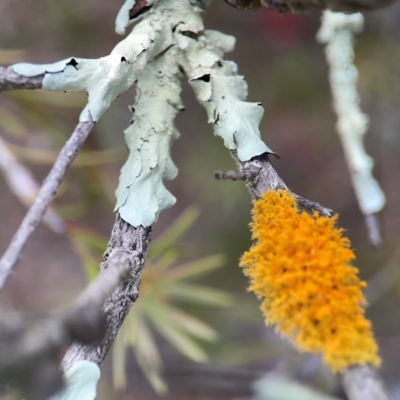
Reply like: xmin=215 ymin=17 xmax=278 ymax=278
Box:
xmin=63 ymin=252 xmax=135 ymax=345
xmin=364 ymin=214 xmax=382 ymax=247
xmin=0 ymin=314 xmax=67 ymax=400
xmin=224 ymin=0 xmax=396 ymax=13
xmin=61 ymin=214 xmax=151 ymax=372
xmin=230 ymin=150 xmax=333 ymax=217
xmin=0 ymin=66 xmax=43 ymax=91
xmin=230 ymin=150 xmax=286 ymax=197
xmin=340 ymin=365 xmax=392 ymax=400
xmin=0 ymin=249 xmax=137 ymax=400
xmin=0 ymin=117 xmax=95 ymax=290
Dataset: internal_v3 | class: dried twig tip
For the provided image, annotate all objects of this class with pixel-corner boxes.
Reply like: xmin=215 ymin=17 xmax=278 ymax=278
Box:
xmin=214 ymin=170 xmax=255 ymax=181
xmin=293 ymin=193 xmax=334 ymax=218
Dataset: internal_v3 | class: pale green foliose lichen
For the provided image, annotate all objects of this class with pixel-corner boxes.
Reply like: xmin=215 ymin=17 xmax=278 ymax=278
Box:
xmin=114 ymin=46 xmax=183 ymax=227
xmin=317 ymin=11 xmax=385 ymax=215
xmin=178 ymin=29 xmax=275 ymax=162
xmin=11 ymin=0 xmax=201 ymax=123
xmin=12 ymin=0 xmax=277 ymax=227
xmin=48 ymin=361 xmax=100 ymax=400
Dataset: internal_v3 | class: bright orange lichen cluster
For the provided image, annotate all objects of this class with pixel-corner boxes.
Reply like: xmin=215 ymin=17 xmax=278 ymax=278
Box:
xmin=240 ymin=189 xmax=380 ymax=372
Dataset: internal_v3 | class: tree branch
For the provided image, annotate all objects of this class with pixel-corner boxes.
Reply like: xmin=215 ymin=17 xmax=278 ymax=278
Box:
xmin=224 ymin=0 xmax=396 ymax=13
xmin=229 ymin=154 xmax=390 ymax=400
xmin=63 ymin=252 xmax=134 ymax=345
xmin=0 ymin=66 xmax=43 ymax=91
xmin=61 ymin=214 xmax=151 ymax=372
xmin=0 ymin=117 xmax=95 ymax=290
xmin=230 ymin=149 xmax=389 ymax=399
xmin=0 ymin=135 xmax=64 ymax=233
xmin=230 ymin=150 xmax=333 ymax=217
xmin=0 ymin=245 xmax=140 ymax=400
xmin=340 ymin=365 xmax=391 ymax=400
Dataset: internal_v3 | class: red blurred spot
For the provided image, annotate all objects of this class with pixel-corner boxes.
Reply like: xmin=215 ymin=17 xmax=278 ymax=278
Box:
xmin=257 ymin=10 xmax=308 ymax=49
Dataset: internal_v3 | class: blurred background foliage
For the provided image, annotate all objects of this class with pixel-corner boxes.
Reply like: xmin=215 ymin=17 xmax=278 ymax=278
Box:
xmin=1 ymin=0 xmax=400 ymax=399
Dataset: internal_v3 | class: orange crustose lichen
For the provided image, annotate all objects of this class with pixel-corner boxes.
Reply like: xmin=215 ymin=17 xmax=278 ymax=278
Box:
xmin=240 ymin=189 xmax=380 ymax=372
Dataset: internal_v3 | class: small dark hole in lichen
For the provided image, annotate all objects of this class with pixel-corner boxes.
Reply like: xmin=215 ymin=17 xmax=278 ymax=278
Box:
xmin=67 ymin=58 xmax=79 ymax=70
xmin=181 ymin=30 xmax=199 ymax=40
xmin=197 ymin=74 xmax=210 ymax=82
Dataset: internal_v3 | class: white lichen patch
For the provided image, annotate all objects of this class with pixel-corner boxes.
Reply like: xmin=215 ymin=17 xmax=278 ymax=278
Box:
xmin=114 ymin=46 xmax=183 ymax=227
xmin=318 ymin=11 xmax=385 ymax=215
xmin=178 ymin=29 xmax=275 ymax=162
xmin=48 ymin=361 xmax=100 ymax=400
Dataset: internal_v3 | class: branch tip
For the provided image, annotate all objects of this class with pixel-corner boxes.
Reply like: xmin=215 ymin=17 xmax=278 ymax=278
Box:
xmin=214 ymin=169 xmax=255 ymax=181
xmin=293 ymin=193 xmax=333 ymax=218
xmin=364 ymin=214 xmax=382 ymax=248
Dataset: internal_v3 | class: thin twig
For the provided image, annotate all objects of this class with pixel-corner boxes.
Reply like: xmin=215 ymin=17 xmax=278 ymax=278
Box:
xmin=214 ymin=170 xmax=255 ymax=181
xmin=0 ymin=136 xmax=64 ymax=233
xmin=224 ymin=0 xmax=396 ymax=13
xmin=0 ymin=66 xmax=43 ymax=91
xmin=340 ymin=365 xmax=391 ymax=400
xmin=364 ymin=214 xmax=382 ymax=248
xmin=0 ymin=117 xmax=95 ymax=290
xmin=292 ymin=193 xmax=333 ymax=218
